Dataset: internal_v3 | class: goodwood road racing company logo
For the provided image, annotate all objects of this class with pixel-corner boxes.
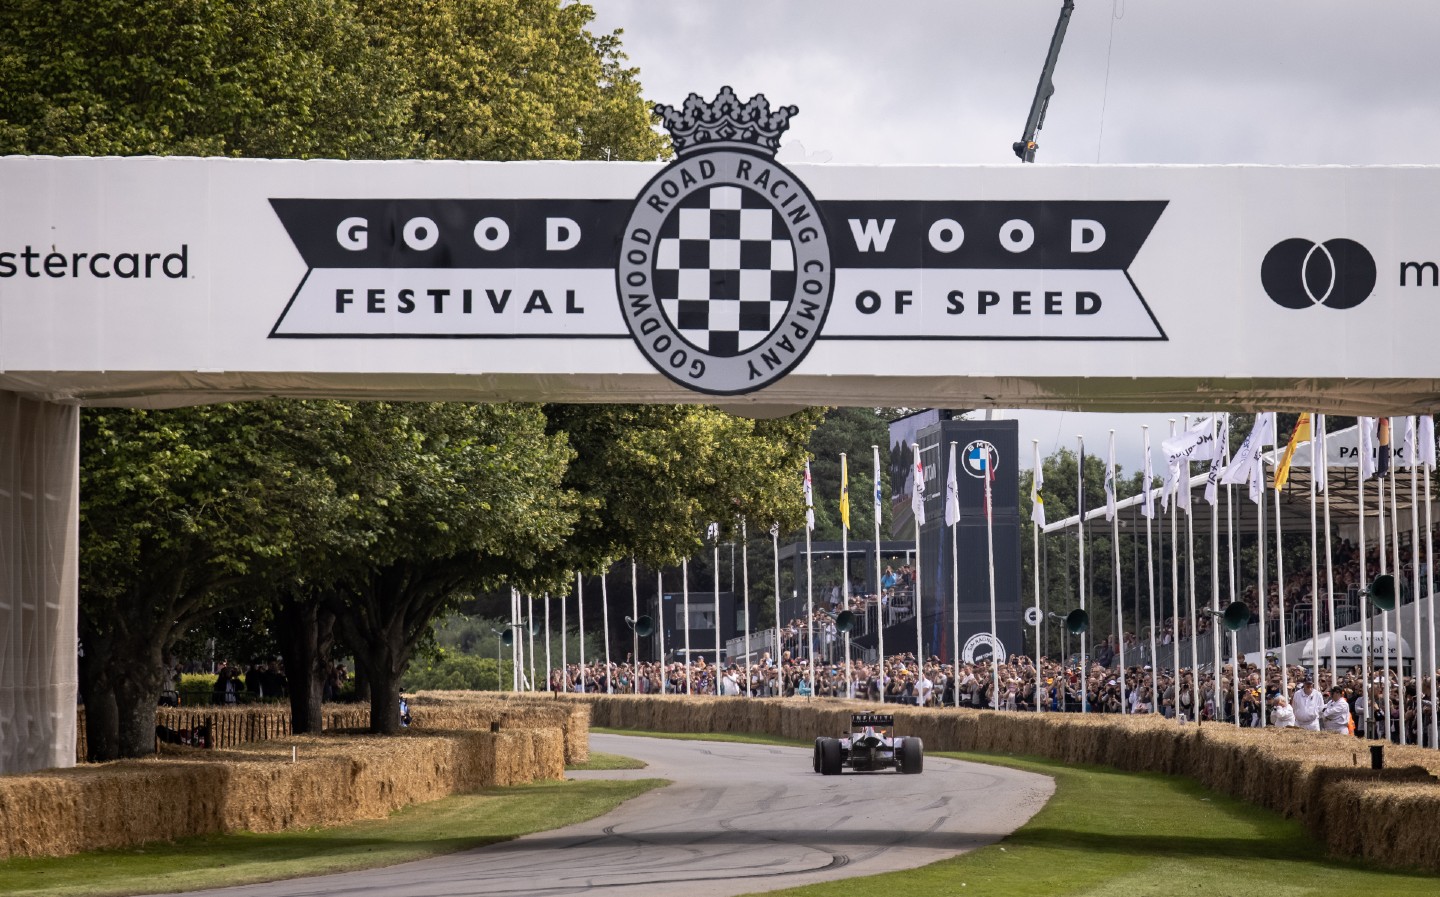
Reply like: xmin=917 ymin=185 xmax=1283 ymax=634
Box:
xmin=268 ymin=87 xmax=1166 ymax=396
xmin=617 ymin=88 xmax=832 ymax=394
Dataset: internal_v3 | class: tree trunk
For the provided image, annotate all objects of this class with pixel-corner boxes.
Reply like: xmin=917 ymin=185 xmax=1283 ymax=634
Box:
xmin=115 ymin=671 xmax=164 ymax=758
xmin=276 ymin=596 xmax=334 ymax=734
xmin=79 ymin=625 xmax=121 ymax=762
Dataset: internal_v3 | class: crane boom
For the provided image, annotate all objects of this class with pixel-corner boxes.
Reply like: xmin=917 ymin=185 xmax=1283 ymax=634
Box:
xmin=1013 ymin=0 xmax=1076 ymax=162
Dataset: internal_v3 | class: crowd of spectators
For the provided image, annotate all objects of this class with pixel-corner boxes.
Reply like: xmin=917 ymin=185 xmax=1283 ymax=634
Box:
xmin=549 ymin=648 xmax=1438 ymax=747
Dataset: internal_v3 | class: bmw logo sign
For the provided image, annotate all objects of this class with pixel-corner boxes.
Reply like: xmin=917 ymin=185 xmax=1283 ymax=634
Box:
xmin=962 ymin=440 xmax=999 ymax=478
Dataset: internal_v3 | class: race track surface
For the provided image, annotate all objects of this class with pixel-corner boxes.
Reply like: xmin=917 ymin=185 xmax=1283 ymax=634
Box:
xmin=156 ymin=733 xmax=1053 ymax=897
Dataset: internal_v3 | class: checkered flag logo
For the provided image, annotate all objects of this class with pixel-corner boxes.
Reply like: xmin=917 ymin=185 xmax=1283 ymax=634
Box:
xmin=653 ymin=185 xmax=796 ymax=357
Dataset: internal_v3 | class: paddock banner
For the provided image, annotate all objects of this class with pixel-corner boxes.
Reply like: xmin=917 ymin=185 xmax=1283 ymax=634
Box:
xmin=2 ymin=91 xmax=1440 ymax=408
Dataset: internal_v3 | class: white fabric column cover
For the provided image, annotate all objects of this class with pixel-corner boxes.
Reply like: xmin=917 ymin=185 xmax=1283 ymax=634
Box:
xmin=0 ymin=392 xmax=79 ymax=774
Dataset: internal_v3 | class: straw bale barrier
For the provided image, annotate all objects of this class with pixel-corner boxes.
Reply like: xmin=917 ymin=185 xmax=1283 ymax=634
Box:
xmin=409 ymin=692 xmax=589 ymax=764
xmin=0 ymin=727 xmax=563 ymax=860
xmin=570 ymin=694 xmax=1440 ymax=872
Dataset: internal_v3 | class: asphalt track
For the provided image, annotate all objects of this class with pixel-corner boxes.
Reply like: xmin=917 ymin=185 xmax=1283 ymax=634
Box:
xmin=158 ymin=733 xmax=1054 ymax=897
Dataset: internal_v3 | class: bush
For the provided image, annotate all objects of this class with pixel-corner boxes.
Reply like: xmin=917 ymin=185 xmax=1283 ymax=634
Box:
xmin=402 ymin=651 xmax=514 ymax=692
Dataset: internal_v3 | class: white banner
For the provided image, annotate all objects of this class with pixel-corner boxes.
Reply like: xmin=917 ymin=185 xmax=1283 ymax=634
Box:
xmin=3 ymin=157 xmax=1440 ymax=407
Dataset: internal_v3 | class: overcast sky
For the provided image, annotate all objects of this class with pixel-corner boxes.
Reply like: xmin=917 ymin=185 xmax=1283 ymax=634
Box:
xmin=587 ymin=0 xmax=1440 ymax=470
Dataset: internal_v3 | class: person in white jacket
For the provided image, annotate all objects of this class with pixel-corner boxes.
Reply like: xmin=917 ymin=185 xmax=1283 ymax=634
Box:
xmin=1320 ymin=686 xmax=1353 ymax=734
xmin=1291 ymin=679 xmax=1324 ymax=731
xmin=1271 ymin=695 xmax=1297 ymax=728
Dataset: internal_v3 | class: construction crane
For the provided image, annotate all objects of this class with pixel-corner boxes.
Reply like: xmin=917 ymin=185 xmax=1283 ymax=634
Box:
xmin=1013 ymin=0 xmax=1076 ymax=162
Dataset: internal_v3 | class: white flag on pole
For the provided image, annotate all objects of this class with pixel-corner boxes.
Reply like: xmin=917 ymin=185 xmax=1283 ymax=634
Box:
xmin=1314 ymin=414 xmax=1328 ymax=493
xmin=1422 ymin=415 xmax=1437 ymax=471
xmin=1404 ymin=416 xmax=1418 ymax=469
xmin=873 ymin=448 xmax=883 ymax=518
xmin=1204 ymin=414 xmax=1229 ymax=505
xmin=945 ymin=442 xmax=961 ymax=527
xmin=1221 ymin=413 xmax=1273 ymax=504
xmin=706 ymin=521 xmax=720 ymax=542
xmin=911 ymin=443 xmax=926 ymax=526
xmin=1141 ymin=427 xmax=1155 ymax=519
xmin=1104 ymin=432 xmax=1117 ymax=522
xmin=1358 ymin=417 xmax=1376 ymax=481
xmin=803 ymin=461 xmax=815 ymax=531
xmin=1161 ymin=416 xmax=1219 ymax=467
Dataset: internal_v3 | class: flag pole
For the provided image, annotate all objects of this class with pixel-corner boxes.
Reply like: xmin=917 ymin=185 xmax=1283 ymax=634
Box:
xmin=562 ymin=584 xmax=570 ymax=692
xmin=1142 ymin=425 xmax=1159 ymax=714
xmin=1378 ymin=454 xmax=1392 ymax=741
xmin=912 ymin=442 xmax=925 ymax=690
xmin=577 ymin=573 xmax=587 ymax=693
xmin=873 ymin=446 xmax=885 ymax=698
xmin=1423 ymin=415 xmax=1438 ymax=749
xmin=1320 ymin=416 xmax=1337 ymax=679
xmin=1309 ymin=419 xmax=1321 ymax=689
xmin=986 ymin=449 xmax=1000 ymax=711
xmin=713 ymin=525 xmax=722 ymax=695
xmin=599 ymin=572 xmax=611 ymax=693
xmin=1358 ymin=446 xmax=1369 ymax=737
xmin=948 ymin=442 xmax=961 ymax=709
xmin=1272 ymin=414 xmax=1288 ymax=701
xmin=631 ymin=559 xmax=639 ymax=690
xmin=511 ymin=586 xmax=519 ymax=691
xmin=682 ymin=559 xmax=692 ymax=694
xmin=1183 ymin=415 xmax=1200 ymax=721
xmin=1208 ymin=415 xmax=1225 ymax=719
xmin=527 ymin=592 xmax=536 ymax=692
xmin=544 ymin=593 xmax=552 ymax=692
xmin=1166 ymin=420 xmax=1182 ymax=722
xmin=842 ymin=452 xmax=853 ymax=700
xmin=1033 ymin=439 xmax=1044 ymax=714
xmin=1388 ymin=433 xmax=1405 ymax=745
xmin=1078 ymin=434 xmax=1088 ymax=714
xmin=1226 ymin=482 xmax=1240 ymax=727
xmin=1408 ymin=419 xmax=1423 ymax=746
xmin=742 ymin=519 xmax=752 ymax=697
xmin=1108 ymin=430 xmax=1126 ymax=712
xmin=771 ymin=523 xmax=781 ymax=678
xmin=805 ymin=511 xmax=816 ymax=697
xmin=657 ymin=570 xmax=667 ymax=695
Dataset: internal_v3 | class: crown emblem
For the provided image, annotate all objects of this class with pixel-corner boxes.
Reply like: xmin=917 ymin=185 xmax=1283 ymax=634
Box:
xmin=655 ymin=87 xmax=797 ymax=157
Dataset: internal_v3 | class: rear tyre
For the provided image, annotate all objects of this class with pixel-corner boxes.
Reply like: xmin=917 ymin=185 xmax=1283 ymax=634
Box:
xmin=819 ymin=737 xmax=843 ymax=775
xmin=813 ymin=738 xmax=824 ymax=773
xmin=897 ymin=736 xmax=924 ymax=774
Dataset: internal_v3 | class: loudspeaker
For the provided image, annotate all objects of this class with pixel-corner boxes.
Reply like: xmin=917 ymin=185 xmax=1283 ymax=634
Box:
xmin=501 ymin=629 xmax=515 ymax=647
xmin=835 ymin=610 xmax=857 ymax=633
xmin=1221 ymin=601 xmax=1252 ymax=632
xmin=1368 ymin=574 xmax=1397 ymax=611
xmin=1066 ymin=608 xmax=1090 ymax=635
xmin=627 ymin=614 xmax=655 ymax=637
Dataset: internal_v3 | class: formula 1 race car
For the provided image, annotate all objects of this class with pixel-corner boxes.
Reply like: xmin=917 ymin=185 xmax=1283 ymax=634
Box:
xmin=813 ymin=712 xmax=923 ymax=775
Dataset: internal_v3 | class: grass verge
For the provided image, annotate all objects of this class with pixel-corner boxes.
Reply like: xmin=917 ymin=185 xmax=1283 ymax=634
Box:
xmin=567 ymin=751 xmax=648 ymax=771
xmin=593 ymin=728 xmax=1440 ymax=896
xmin=0 ymin=777 xmax=664 ymax=897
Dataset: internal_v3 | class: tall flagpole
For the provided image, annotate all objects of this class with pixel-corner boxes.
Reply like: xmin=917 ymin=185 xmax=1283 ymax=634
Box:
xmin=561 ymin=586 xmax=569 ymax=691
xmin=1423 ymin=415 xmax=1438 ymax=749
xmin=1320 ymin=416 xmax=1337 ymax=678
xmin=770 ymin=523 xmax=781 ymax=671
xmin=1408 ymin=418 xmax=1423 ymax=746
xmin=511 ymin=586 xmax=520 ymax=691
xmin=544 ymin=593 xmax=552 ymax=692
xmin=912 ymin=442 xmax=925 ymax=683
xmin=657 ymin=570 xmax=667 ymax=695
xmin=630 ymin=560 xmax=639 ymax=688
xmin=948 ymin=442 xmax=961 ymax=708
xmin=1379 ymin=456 xmax=1392 ymax=741
xmin=873 ymin=446 xmax=885 ymax=692
xmin=1226 ymin=476 xmax=1240 ymax=727
xmin=1273 ymin=414 xmax=1288 ymax=699
xmin=1032 ymin=439 xmax=1044 ymax=714
xmin=1166 ymin=420 xmax=1181 ymax=721
xmin=804 ymin=460 xmax=816 ymax=696
xmin=1358 ymin=461 xmax=1369 ymax=737
xmin=1078 ymin=434 xmax=1088 ymax=714
xmin=1108 ymin=430 xmax=1126 ymax=712
xmin=986 ymin=450 xmax=1000 ymax=710
xmin=1310 ymin=419 xmax=1321 ymax=688
xmin=600 ymin=570 xmax=611 ymax=693
xmin=1184 ymin=416 xmax=1199 ymax=721
xmin=682 ymin=559 xmax=692 ymax=694
xmin=842 ymin=452 xmax=853 ymax=700
xmin=1209 ymin=416 xmax=1223 ymax=719
xmin=1142 ymin=425 xmax=1159 ymax=714
xmin=577 ymin=573 xmax=586 ymax=693
xmin=527 ymin=592 xmax=536 ymax=692
xmin=713 ymin=525 xmax=722 ymax=695
xmin=1388 ymin=432 xmax=1405 ymax=745
xmin=742 ymin=519 xmax=752 ymax=697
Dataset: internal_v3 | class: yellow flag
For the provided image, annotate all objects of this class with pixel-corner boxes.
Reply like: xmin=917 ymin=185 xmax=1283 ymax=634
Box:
xmin=1274 ymin=413 xmax=1312 ymax=491
xmin=839 ymin=454 xmax=850 ymax=530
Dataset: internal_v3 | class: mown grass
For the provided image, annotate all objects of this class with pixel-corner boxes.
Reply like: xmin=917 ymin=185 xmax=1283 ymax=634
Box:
xmin=0 ymin=776 xmax=664 ymax=897
xmin=567 ymin=750 xmax=648 ymax=771
xmin=592 ymin=728 xmax=1440 ymax=896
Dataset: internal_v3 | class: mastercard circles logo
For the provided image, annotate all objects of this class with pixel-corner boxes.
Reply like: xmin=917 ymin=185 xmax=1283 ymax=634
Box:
xmin=1261 ymin=238 xmax=1376 ymax=310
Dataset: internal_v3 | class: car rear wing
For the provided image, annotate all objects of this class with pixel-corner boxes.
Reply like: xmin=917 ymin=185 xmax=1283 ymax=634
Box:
xmin=850 ymin=713 xmax=894 ymax=736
